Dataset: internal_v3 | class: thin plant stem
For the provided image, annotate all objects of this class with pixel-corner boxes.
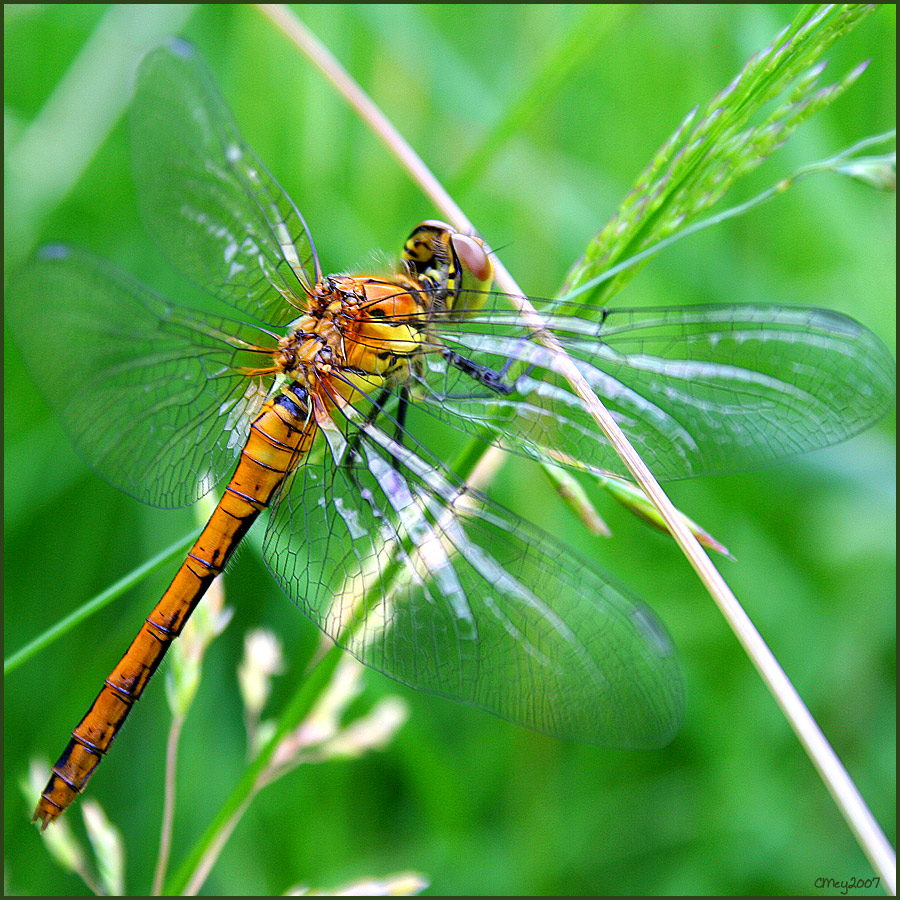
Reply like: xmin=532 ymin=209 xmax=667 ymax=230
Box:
xmin=183 ymin=793 xmax=256 ymax=897
xmin=258 ymin=4 xmax=896 ymax=890
xmin=152 ymin=713 xmax=185 ymax=896
xmin=74 ymin=861 xmax=104 ymax=897
xmin=4 ymin=531 xmax=197 ymax=674
xmin=164 ymin=642 xmax=344 ymax=895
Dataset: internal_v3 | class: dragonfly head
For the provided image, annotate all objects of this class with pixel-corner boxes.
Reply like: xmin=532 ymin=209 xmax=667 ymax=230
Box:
xmin=402 ymin=220 xmax=494 ymax=314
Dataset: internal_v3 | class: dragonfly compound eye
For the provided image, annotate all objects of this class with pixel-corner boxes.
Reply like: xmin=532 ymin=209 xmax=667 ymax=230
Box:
xmin=450 ymin=233 xmax=492 ymax=285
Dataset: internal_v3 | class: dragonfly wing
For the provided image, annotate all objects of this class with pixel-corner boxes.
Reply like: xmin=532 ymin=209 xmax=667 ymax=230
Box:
xmin=262 ymin=395 xmax=684 ymax=748
xmin=9 ymin=245 xmax=275 ymax=508
xmin=130 ymin=40 xmax=319 ymax=325
xmin=417 ymin=301 xmax=896 ymax=479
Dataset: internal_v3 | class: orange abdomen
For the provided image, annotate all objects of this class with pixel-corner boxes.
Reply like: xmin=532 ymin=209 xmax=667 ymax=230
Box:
xmin=33 ymin=388 xmax=315 ymax=829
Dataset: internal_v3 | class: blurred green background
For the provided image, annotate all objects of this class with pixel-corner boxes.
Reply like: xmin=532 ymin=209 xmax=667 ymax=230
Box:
xmin=4 ymin=4 xmax=894 ymax=895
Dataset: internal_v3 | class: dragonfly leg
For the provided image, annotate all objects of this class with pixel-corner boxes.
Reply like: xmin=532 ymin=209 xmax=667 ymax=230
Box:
xmin=391 ymin=387 xmax=410 ymax=472
xmin=343 ymin=386 xmax=392 ymax=484
xmin=443 ymin=349 xmax=515 ymax=395
xmin=343 ymin=386 xmax=411 ymax=477
xmin=497 ymin=349 xmax=535 ymax=383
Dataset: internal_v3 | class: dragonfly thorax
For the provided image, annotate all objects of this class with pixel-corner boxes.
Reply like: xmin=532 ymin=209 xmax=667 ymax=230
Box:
xmin=274 ymin=273 xmax=429 ymax=403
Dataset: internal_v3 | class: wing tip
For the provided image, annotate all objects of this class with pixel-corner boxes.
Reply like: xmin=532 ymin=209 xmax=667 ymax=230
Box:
xmin=165 ymin=36 xmax=196 ymax=60
xmin=36 ymin=243 xmax=71 ymax=262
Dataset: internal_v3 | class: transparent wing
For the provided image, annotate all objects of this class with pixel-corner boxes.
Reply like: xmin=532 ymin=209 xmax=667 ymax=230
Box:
xmin=262 ymin=392 xmax=684 ymax=748
xmin=8 ymin=245 xmax=276 ymax=508
xmin=130 ymin=40 xmax=319 ymax=326
xmin=410 ymin=297 xmax=896 ymax=479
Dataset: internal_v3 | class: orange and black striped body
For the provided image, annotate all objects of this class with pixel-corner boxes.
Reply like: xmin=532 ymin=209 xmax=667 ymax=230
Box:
xmin=33 ymin=223 xmax=494 ymax=829
xmin=33 ymin=384 xmax=315 ymax=829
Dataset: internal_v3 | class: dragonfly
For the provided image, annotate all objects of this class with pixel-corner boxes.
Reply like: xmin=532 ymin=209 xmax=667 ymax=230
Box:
xmin=11 ymin=40 xmax=894 ymax=831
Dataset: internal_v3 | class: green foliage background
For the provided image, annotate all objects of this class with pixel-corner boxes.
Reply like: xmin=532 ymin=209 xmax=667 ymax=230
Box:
xmin=4 ymin=5 xmax=895 ymax=895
